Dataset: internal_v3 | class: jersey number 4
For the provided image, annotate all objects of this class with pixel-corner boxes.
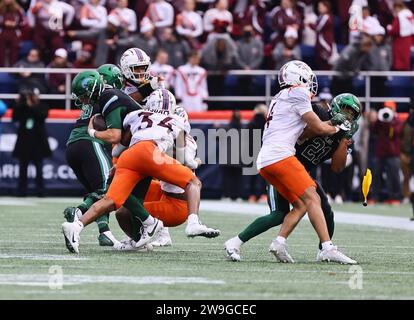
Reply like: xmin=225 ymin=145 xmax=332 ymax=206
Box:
xmin=139 ymin=111 xmax=173 ymax=132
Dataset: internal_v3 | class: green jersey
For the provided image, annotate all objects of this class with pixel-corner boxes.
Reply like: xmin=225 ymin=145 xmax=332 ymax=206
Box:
xmin=66 ymin=104 xmax=106 ymax=146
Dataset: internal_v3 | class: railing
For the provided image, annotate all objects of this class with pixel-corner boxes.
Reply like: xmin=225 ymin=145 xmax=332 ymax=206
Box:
xmin=0 ymin=68 xmax=413 ymax=111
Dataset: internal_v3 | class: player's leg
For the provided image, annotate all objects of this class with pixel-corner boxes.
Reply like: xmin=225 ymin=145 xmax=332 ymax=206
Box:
xmin=224 ymin=184 xmax=290 ymax=261
xmin=65 ymin=140 xmax=117 ymax=246
xmin=131 ymin=142 xmax=219 ymax=238
xmin=261 ymin=157 xmax=356 ymax=264
xmin=315 ymin=180 xmax=335 ymax=250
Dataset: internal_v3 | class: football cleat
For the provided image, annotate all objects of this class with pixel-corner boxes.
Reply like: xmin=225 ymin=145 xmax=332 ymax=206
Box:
xmin=113 ymin=238 xmax=154 ymax=252
xmin=98 ymin=231 xmax=120 ymax=247
xmin=224 ymin=239 xmax=241 ymax=262
xmin=151 ymin=227 xmax=172 ymax=247
xmin=185 ymin=222 xmax=220 ymax=238
xmin=63 ymin=207 xmax=82 ymax=222
xmin=134 ymin=218 xmax=163 ymax=249
xmin=316 ymin=246 xmax=357 ymax=265
xmin=269 ymin=239 xmax=295 ymax=263
xmin=62 ymin=221 xmax=83 ymax=253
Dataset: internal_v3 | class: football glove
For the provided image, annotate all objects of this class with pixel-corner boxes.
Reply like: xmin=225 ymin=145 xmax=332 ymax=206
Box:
xmin=344 ymin=121 xmax=359 ymax=139
xmin=330 ymin=113 xmax=348 ymax=126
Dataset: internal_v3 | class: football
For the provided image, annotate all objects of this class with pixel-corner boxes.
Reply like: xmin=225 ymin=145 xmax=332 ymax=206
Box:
xmin=92 ymin=114 xmax=107 ymax=131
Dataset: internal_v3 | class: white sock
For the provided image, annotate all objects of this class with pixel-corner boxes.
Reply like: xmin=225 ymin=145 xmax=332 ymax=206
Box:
xmin=187 ymin=213 xmax=199 ymax=225
xmin=231 ymin=236 xmax=244 ymax=247
xmin=321 ymin=241 xmax=334 ymax=250
xmin=276 ymin=236 xmax=286 ymax=244
xmin=142 ymin=215 xmax=155 ymax=226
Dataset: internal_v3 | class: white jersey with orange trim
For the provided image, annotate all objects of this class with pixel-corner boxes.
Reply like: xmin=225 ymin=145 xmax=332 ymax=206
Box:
xmin=175 ymin=63 xmax=208 ymax=112
xmin=257 ymin=86 xmax=313 ymax=169
xmin=123 ymin=109 xmax=182 ymax=153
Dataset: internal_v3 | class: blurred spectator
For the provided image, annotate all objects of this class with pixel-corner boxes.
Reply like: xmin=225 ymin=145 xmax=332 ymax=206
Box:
xmin=400 ymin=102 xmax=412 ymax=204
xmin=13 ymin=48 xmax=48 ymax=93
xmin=302 ymin=1 xmax=317 ymax=46
xmin=331 ymin=34 xmax=373 ymax=95
xmin=269 ymin=0 xmax=302 ymax=45
xmin=47 ymin=48 xmax=71 ymax=95
xmin=236 ymin=25 xmax=264 ymax=71
xmin=272 ymin=27 xmax=301 ymax=70
xmin=232 ymin=0 xmax=266 ymax=37
xmin=160 ymin=27 xmax=191 ymax=68
xmin=0 ymin=0 xmax=25 ymax=67
xmin=115 ymin=17 xmax=158 ymax=62
xmin=236 ymin=24 xmax=264 ymax=97
xmin=203 ymin=0 xmax=233 ymax=37
xmin=176 ymin=0 xmax=203 ymax=49
xmin=72 ymin=45 xmax=94 ymax=68
xmin=221 ymin=109 xmax=243 ymax=201
xmin=349 ymin=6 xmax=382 ymax=43
xmin=309 ymin=0 xmax=335 ymax=70
xmin=387 ymin=0 xmax=413 ymax=71
xmin=107 ymin=0 xmax=136 ymax=33
xmin=150 ymin=48 xmax=175 ymax=90
xmin=78 ymin=0 xmax=108 ymax=35
xmin=201 ymin=34 xmax=241 ymax=108
xmin=12 ymin=87 xmax=51 ymax=197
xmin=366 ymin=25 xmax=391 ymax=105
xmin=371 ymin=101 xmax=403 ymax=204
xmin=144 ymin=0 xmax=174 ymax=38
xmin=175 ymin=50 xmax=208 ymax=112
xmin=246 ymin=103 xmax=267 ymax=203
xmin=28 ymin=0 xmax=75 ymax=62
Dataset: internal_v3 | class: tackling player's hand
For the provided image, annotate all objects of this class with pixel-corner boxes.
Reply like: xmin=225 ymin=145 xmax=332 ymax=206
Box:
xmin=344 ymin=121 xmax=359 ymax=140
xmin=330 ymin=113 xmax=348 ymax=126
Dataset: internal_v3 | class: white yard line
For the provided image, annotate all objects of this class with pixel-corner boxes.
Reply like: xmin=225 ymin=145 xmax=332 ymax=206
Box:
xmin=200 ymin=201 xmax=414 ymax=231
xmin=0 ymin=274 xmax=225 ymax=286
xmin=0 ymin=254 xmax=89 ymax=261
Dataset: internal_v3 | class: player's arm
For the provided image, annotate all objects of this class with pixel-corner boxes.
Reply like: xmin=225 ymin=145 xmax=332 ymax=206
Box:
xmin=88 ymin=108 xmax=123 ymax=144
xmin=301 ymin=111 xmax=338 ymax=137
xmin=88 ymin=116 xmax=122 ymax=144
xmin=330 ymin=139 xmax=349 ymax=173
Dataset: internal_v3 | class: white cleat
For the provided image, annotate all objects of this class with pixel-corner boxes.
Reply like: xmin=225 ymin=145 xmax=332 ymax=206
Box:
xmin=134 ymin=218 xmax=163 ymax=249
xmin=185 ymin=222 xmax=220 ymax=238
xmin=113 ymin=238 xmax=154 ymax=252
xmin=62 ymin=221 xmax=83 ymax=254
xmin=317 ymin=246 xmax=357 ymax=265
xmin=269 ymin=240 xmax=295 ymax=263
xmin=224 ymin=239 xmax=241 ymax=262
xmin=151 ymin=227 xmax=172 ymax=247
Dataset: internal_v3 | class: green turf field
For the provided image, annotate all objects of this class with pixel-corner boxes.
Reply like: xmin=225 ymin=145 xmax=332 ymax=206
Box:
xmin=0 ymin=198 xmax=413 ymax=300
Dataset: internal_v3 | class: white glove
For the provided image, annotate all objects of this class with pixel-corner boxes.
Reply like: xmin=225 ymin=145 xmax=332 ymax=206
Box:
xmin=149 ymin=75 xmax=164 ymax=90
xmin=112 ymin=143 xmax=128 ymax=158
xmin=176 ymin=135 xmax=200 ymax=169
xmin=336 ymin=120 xmax=352 ymax=132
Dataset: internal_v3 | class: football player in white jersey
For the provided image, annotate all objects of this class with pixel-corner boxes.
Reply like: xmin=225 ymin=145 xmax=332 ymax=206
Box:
xmin=113 ymin=92 xmax=219 ymax=250
xmin=226 ymin=60 xmax=357 ymax=264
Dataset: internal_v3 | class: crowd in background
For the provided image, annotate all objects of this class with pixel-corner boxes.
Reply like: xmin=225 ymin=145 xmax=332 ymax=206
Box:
xmin=1 ymin=0 xmax=414 ymax=207
xmin=1 ymin=0 xmax=414 ymax=110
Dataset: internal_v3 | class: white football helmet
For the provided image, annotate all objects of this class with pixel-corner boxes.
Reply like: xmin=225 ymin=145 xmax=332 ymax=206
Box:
xmin=120 ymin=48 xmax=151 ymax=84
xmin=145 ymin=89 xmax=176 ymax=113
xmin=278 ymin=60 xmax=318 ymax=96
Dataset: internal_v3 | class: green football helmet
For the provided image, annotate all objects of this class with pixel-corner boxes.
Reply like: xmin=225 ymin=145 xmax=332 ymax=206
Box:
xmin=72 ymin=70 xmax=105 ymax=107
xmin=330 ymin=93 xmax=362 ymax=122
xmin=97 ymin=64 xmax=124 ymax=90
